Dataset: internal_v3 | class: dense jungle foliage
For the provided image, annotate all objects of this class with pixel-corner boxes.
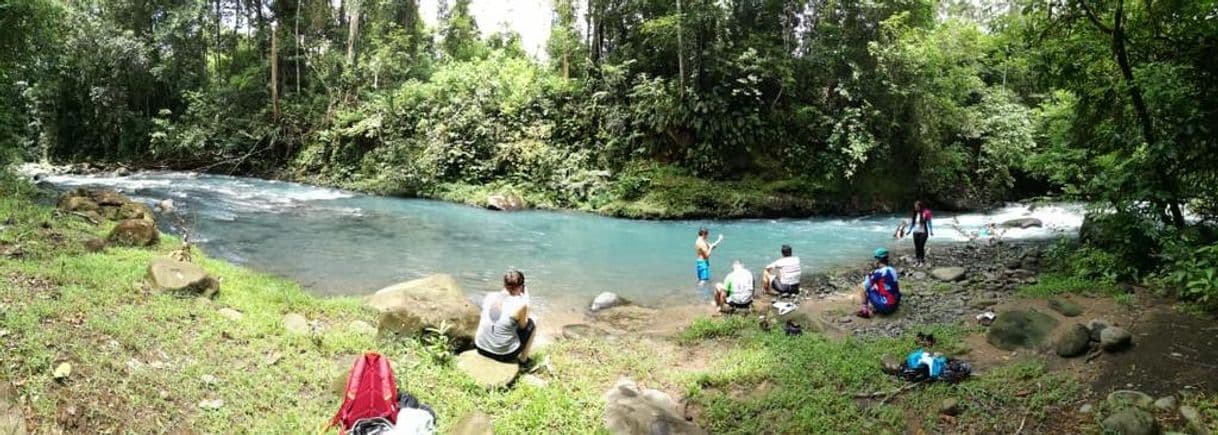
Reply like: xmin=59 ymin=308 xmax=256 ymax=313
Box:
xmin=2 ymin=0 xmax=1218 ymax=303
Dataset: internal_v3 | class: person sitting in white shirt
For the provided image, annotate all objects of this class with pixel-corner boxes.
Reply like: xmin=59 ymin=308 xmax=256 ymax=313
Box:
xmin=714 ymin=260 xmax=754 ymax=313
xmin=763 ymin=245 xmax=801 ymax=296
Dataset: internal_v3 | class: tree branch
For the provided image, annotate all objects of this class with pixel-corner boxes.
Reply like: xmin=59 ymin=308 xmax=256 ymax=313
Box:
xmin=1078 ymin=1 xmax=1113 ymax=34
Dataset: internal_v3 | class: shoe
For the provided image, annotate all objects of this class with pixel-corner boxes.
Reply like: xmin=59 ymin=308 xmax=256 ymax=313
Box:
xmin=855 ymin=307 xmax=872 ymax=319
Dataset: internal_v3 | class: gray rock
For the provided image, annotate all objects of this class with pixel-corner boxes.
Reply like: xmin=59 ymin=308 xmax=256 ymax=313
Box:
xmin=1101 ymin=327 xmax=1134 ymax=352
xmin=931 ymin=267 xmax=967 ymax=282
xmin=1001 ymin=217 xmax=1044 ymax=229
xmin=986 ymin=309 xmax=1059 ymax=350
xmin=1079 ymin=403 xmax=1094 ymax=414
xmin=520 ymin=374 xmax=548 ymax=388
xmin=147 ymin=258 xmax=219 ymax=298
xmin=604 ymin=378 xmax=706 ymax=435
xmin=1102 ymin=408 xmax=1160 ymax=435
xmin=368 ymin=274 xmax=480 ymax=345
xmin=939 ymin=398 xmax=962 ymax=416
xmin=1088 ymin=319 xmax=1111 ymax=342
xmin=283 ymin=313 xmax=309 ymax=335
xmin=217 ymin=308 xmax=244 ymax=322
xmin=1049 ymin=298 xmax=1083 ymax=317
xmin=1054 ymin=324 xmax=1091 ymax=358
xmin=1179 ymin=405 xmax=1205 ymax=435
xmin=591 ymin=292 xmax=626 ymax=312
xmin=451 ymin=410 xmax=493 ymax=435
xmin=1153 ymin=396 xmax=1177 ymax=411
xmin=486 ymin=192 xmax=527 ymax=211
xmin=912 ymin=271 xmax=927 ymax=280
xmin=971 ymin=299 xmax=999 ymax=309
xmin=456 ymin=350 xmax=519 ymax=389
xmin=1108 ymin=390 xmax=1154 ymax=409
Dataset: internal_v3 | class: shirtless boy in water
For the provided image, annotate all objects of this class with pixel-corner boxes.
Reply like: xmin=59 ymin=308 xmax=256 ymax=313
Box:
xmin=695 ymin=228 xmax=724 ymax=297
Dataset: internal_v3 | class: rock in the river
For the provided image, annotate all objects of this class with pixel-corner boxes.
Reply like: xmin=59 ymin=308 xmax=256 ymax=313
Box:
xmin=562 ymin=324 xmax=606 ymax=340
xmin=603 ymin=378 xmax=706 ymax=435
xmin=939 ymin=398 xmax=962 ymax=416
xmin=451 ymin=410 xmax=493 ymax=435
xmin=456 ymin=350 xmax=518 ymax=389
xmin=1054 ymin=324 xmax=1091 ymax=358
xmin=986 ymin=309 xmax=1059 ymax=350
xmin=1153 ymin=396 xmax=1177 ymax=411
xmin=1108 ymin=390 xmax=1154 ymax=409
xmin=1049 ymin=298 xmax=1083 ymax=317
xmin=931 ymin=267 xmax=967 ymax=282
xmin=1001 ymin=217 xmax=1043 ymax=229
xmin=283 ymin=313 xmax=310 ymax=335
xmin=1088 ymin=319 xmax=1111 ymax=342
xmin=146 ymin=258 xmax=219 ymax=297
xmin=368 ymin=274 xmax=480 ymax=345
xmin=1100 ymin=327 xmax=1133 ymax=352
xmin=155 ymin=199 xmax=176 ymax=213
xmin=591 ymin=292 xmax=626 ymax=312
xmin=109 ymin=219 xmax=159 ymax=247
xmin=1102 ymin=408 xmax=1159 ymax=435
xmin=486 ymin=192 xmax=527 ymax=211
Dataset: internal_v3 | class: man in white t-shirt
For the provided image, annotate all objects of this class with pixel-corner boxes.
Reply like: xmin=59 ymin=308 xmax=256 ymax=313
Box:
xmin=714 ymin=260 xmax=754 ymax=313
xmin=764 ymin=245 xmax=801 ymax=296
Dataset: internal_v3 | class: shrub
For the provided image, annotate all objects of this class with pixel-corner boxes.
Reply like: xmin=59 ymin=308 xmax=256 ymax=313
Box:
xmin=1162 ymin=242 xmax=1218 ymax=311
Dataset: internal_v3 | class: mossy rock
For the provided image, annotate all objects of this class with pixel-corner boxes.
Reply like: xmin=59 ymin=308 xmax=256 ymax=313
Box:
xmin=986 ymin=309 xmax=1058 ymax=351
xmin=1048 ymin=298 xmax=1083 ymax=317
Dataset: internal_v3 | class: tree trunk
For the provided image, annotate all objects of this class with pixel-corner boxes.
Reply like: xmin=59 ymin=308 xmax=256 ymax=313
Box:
xmin=676 ymin=0 xmax=685 ymax=91
xmin=271 ymin=22 xmax=280 ymax=121
xmin=1111 ymin=0 xmax=1185 ymax=227
xmin=295 ymin=0 xmax=301 ymax=94
xmin=346 ymin=0 xmax=361 ymax=67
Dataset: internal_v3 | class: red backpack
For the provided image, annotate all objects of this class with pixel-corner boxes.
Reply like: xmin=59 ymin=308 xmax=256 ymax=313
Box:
xmin=329 ymin=352 xmax=400 ymax=432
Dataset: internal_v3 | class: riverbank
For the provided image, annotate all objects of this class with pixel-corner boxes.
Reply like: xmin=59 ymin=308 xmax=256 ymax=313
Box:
xmin=2 ymin=173 xmax=1215 ymax=433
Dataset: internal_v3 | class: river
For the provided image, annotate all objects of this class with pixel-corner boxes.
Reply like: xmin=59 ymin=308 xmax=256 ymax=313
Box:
xmin=38 ymin=171 xmax=1084 ymax=310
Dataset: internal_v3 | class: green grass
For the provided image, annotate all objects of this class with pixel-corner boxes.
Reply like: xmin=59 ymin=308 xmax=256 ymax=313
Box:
xmin=1018 ymin=273 xmax=1122 ymax=298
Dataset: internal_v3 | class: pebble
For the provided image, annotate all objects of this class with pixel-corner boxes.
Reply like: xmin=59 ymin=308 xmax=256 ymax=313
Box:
xmin=1079 ymin=403 xmax=1093 ymax=414
xmin=1153 ymin=396 xmax=1177 ymax=411
xmin=198 ymin=399 xmax=224 ymax=410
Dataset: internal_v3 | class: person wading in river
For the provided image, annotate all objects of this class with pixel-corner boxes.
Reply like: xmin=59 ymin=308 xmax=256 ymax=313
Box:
xmin=908 ymin=201 xmax=934 ymax=267
xmin=695 ymin=227 xmax=724 ymax=299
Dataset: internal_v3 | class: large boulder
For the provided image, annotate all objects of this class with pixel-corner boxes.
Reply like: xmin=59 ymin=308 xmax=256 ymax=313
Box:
xmin=1100 ymin=326 xmax=1134 ymax=352
xmin=930 ymin=267 xmax=967 ymax=282
xmin=1001 ymin=217 xmax=1043 ymax=229
xmin=367 ymin=274 xmax=480 ymax=345
xmin=146 ymin=258 xmax=219 ymax=298
xmin=108 ymin=219 xmax=159 ymax=247
xmin=1101 ymin=408 xmax=1159 ymax=435
xmin=455 ymin=350 xmax=518 ymax=389
xmin=603 ymin=378 xmax=706 ymax=435
xmin=1054 ymin=324 xmax=1091 ymax=358
xmin=486 ymin=193 xmax=526 ymax=211
xmin=986 ymin=309 xmax=1059 ymax=351
xmin=1088 ymin=319 xmax=1111 ymax=342
xmin=591 ymin=292 xmax=626 ymax=312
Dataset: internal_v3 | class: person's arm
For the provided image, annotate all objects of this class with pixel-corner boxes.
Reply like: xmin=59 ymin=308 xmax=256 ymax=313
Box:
xmin=710 ymin=234 xmax=724 ymax=250
xmin=514 ymin=301 xmax=529 ymax=328
xmin=927 ymin=216 xmax=934 ymax=236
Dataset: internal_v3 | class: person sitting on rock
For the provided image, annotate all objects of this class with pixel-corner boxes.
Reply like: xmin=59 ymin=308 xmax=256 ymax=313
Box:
xmin=714 ymin=260 xmax=754 ymax=313
xmin=763 ymin=245 xmax=801 ymax=296
xmin=474 ymin=270 xmax=537 ymax=364
xmin=857 ymin=248 xmax=901 ymax=318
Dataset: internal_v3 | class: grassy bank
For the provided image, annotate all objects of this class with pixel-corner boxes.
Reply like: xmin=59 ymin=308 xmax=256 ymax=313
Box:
xmin=0 ymin=173 xmax=1145 ymax=434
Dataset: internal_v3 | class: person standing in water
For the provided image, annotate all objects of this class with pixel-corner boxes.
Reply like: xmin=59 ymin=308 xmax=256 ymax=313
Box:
xmin=909 ymin=201 xmax=933 ymax=267
xmin=695 ymin=227 xmax=724 ymax=298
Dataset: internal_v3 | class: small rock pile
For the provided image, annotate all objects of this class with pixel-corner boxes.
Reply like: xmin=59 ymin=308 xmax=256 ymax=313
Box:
xmin=57 ymin=188 xmax=160 ymax=248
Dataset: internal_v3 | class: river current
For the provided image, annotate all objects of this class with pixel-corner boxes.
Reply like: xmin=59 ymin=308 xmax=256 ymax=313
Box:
xmin=39 ymin=171 xmax=1084 ymax=310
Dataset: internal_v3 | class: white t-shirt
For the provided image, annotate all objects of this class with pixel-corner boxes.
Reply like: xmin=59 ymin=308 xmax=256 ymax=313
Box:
xmin=474 ymin=290 xmax=530 ymax=356
xmin=767 ymin=256 xmax=802 ymax=286
xmin=724 ymin=267 xmax=754 ymax=304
